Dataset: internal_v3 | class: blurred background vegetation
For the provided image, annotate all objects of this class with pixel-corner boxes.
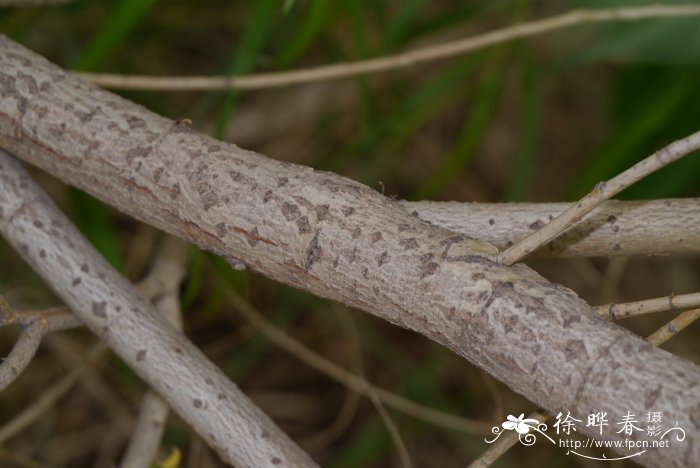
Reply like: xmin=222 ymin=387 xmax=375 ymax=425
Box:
xmin=1 ymin=0 xmax=699 ymax=466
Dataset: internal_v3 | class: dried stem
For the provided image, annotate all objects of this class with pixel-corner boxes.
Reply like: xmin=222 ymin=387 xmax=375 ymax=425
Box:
xmin=647 ymin=308 xmax=700 ymax=347
xmin=595 ymin=292 xmax=700 ymax=320
xmin=0 ymin=344 xmax=108 ymax=445
xmin=498 ymin=130 xmax=700 ymax=265
xmin=405 ymin=199 xmax=700 ymax=258
xmin=0 ymin=300 xmax=81 ymax=391
xmin=468 ymin=410 xmax=548 ymax=468
xmin=74 ymin=5 xmax=700 ymax=91
xmin=226 ymin=288 xmax=492 ymax=435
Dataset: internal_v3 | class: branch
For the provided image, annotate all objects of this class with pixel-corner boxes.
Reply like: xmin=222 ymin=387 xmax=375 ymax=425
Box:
xmin=0 ymin=151 xmax=316 ymax=466
xmin=595 ymin=292 xmax=700 ymax=320
xmin=120 ymin=237 xmax=190 ymax=468
xmin=405 ymin=199 xmax=700 ymax=258
xmin=1 ymin=37 xmax=698 ymax=467
xmin=73 ymin=5 xmax=700 ymax=91
xmin=498 ymin=131 xmax=700 ymax=265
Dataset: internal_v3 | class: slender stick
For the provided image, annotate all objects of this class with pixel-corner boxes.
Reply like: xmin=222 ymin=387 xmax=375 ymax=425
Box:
xmin=498 ymin=130 xmax=700 ymax=265
xmin=226 ymin=289 xmax=493 ymax=435
xmin=647 ymin=308 xmax=700 ymax=347
xmin=595 ymin=292 xmax=700 ymax=320
xmin=74 ymin=5 xmax=700 ymax=91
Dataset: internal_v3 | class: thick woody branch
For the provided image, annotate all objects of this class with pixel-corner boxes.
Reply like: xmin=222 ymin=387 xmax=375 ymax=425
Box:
xmin=405 ymin=199 xmax=700 ymax=258
xmin=0 ymin=37 xmax=698 ymax=467
xmin=0 ymin=151 xmax=315 ymax=466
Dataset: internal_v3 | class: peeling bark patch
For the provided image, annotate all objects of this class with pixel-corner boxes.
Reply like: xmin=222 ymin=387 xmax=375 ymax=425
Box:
xmin=371 ymin=231 xmax=383 ymax=244
xmin=399 ymin=238 xmax=419 ymax=251
xmin=563 ymin=339 xmax=586 ymax=361
xmin=125 ymin=115 xmax=146 ymax=130
xmin=169 ymin=182 xmax=181 ymax=200
xmin=136 ymin=349 xmax=147 ymax=361
xmin=153 ymin=166 xmax=164 ymax=182
xmin=215 ymin=222 xmax=227 ymax=238
xmin=315 ymin=204 xmax=330 ymax=221
xmin=419 ymin=253 xmax=434 ymax=263
xmin=281 ymin=202 xmax=301 ymax=221
xmin=296 ymin=215 xmax=311 ymax=234
xmin=125 ymin=146 xmax=151 ymax=164
xmin=305 ymin=231 xmax=322 ymax=269
xmin=645 ymin=386 xmax=661 ymax=407
xmin=352 ymin=226 xmax=362 ymax=239
xmin=247 ymin=227 xmax=260 ymax=247
xmin=528 ymin=220 xmax=544 ymax=230
xmin=377 ymin=251 xmax=389 ymax=266
xmin=347 ymin=248 xmax=358 ymax=263
xmin=92 ymin=301 xmax=107 ymax=318
xmin=420 ymin=262 xmax=439 ymax=279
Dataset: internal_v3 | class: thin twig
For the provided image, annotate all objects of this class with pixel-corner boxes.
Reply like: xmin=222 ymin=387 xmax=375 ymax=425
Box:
xmin=595 ymin=291 xmax=700 ymax=320
xmin=74 ymin=5 xmax=700 ymax=91
xmin=368 ymin=389 xmax=413 ymax=468
xmin=646 ymin=308 xmax=700 ymax=347
xmin=0 ymin=344 xmax=107 ymax=445
xmin=498 ymin=129 xmax=700 ymax=265
xmin=300 ymin=307 xmax=363 ymax=452
xmin=0 ymin=300 xmax=81 ymax=391
xmin=468 ymin=410 xmax=548 ymax=468
xmin=225 ymin=289 xmax=492 ymax=435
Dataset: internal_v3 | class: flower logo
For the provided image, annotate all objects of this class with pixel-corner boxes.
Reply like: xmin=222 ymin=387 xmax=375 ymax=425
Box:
xmin=502 ymin=413 xmax=541 ymax=434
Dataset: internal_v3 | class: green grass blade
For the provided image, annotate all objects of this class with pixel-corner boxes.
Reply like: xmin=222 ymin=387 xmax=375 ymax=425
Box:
xmin=214 ymin=0 xmax=279 ymax=138
xmin=412 ymin=56 xmax=505 ymax=200
xmin=74 ymin=0 xmax=159 ymax=71
xmin=505 ymin=54 xmax=539 ymax=201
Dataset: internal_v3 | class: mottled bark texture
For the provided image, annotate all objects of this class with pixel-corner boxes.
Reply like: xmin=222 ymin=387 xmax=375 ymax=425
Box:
xmin=406 ymin=199 xmax=700 ymax=258
xmin=0 ymin=36 xmax=698 ymax=466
